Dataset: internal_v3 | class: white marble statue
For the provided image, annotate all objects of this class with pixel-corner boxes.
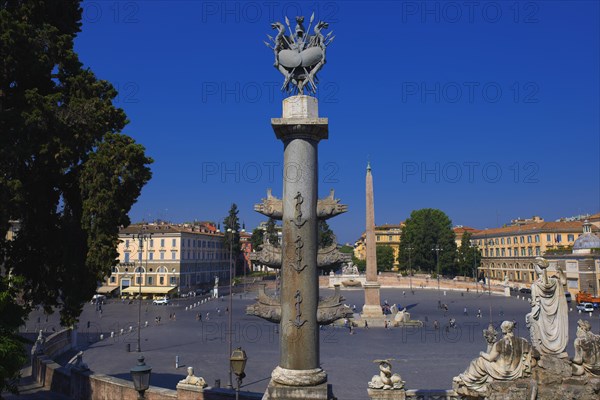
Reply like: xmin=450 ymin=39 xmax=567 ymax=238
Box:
xmin=453 ymin=321 xmax=532 ymax=395
xmin=525 ymin=257 xmax=568 ymax=356
xmin=368 ymin=359 xmax=405 ymax=390
xmin=572 ymin=319 xmax=600 ymax=376
xmin=178 ymin=366 xmax=207 ymax=387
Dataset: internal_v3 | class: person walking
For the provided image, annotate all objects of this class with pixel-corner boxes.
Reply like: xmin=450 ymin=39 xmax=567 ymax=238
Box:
xmin=364 ymin=320 xmax=369 ymax=329
xmin=464 ymin=307 xmax=468 ymax=316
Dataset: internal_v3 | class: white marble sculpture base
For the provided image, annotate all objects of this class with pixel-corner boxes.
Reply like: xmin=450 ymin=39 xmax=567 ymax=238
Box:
xmin=263 ymin=380 xmax=332 ymax=400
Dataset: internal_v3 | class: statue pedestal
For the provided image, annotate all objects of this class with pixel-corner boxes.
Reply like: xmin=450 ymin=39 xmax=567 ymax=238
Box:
xmin=367 ymin=388 xmax=406 ymax=400
xmin=263 ymin=381 xmax=333 ymax=400
xmin=362 ymin=282 xmax=383 ymax=319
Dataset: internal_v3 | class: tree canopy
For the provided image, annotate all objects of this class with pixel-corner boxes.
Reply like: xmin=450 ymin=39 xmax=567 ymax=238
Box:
xmin=456 ymin=231 xmax=481 ymax=278
xmin=223 ymin=203 xmax=243 ymax=273
xmin=397 ymin=209 xmax=457 ymax=276
xmin=376 ymin=245 xmax=395 ymax=272
xmin=0 ymin=0 xmax=152 ymax=392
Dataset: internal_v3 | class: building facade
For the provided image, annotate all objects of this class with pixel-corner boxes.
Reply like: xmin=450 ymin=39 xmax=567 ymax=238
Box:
xmin=354 ymin=223 xmax=403 ymax=269
xmin=473 ymin=220 xmax=599 ymax=286
xmin=101 ymin=222 xmax=229 ymax=298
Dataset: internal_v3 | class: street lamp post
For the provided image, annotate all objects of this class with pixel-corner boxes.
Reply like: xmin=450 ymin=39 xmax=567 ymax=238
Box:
xmin=130 ymin=226 xmax=152 ymax=353
xmin=486 ymin=239 xmax=494 ymax=323
xmin=432 ymin=245 xmax=442 ymax=300
xmin=471 ymin=241 xmax=478 ymax=294
xmin=225 ymin=226 xmax=244 ymax=389
xmin=407 ymin=246 xmax=413 ymax=293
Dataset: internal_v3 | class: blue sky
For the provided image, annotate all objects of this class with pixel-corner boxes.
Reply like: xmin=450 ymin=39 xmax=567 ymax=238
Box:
xmin=75 ymin=0 xmax=599 ymax=244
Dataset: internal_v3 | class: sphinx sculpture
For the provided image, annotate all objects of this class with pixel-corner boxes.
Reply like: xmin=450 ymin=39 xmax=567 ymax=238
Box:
xmin=572 ymin=319 xmax=600 ymax=376
xmin=526 ymin=257 xmax=569 ymax=357
xmin=178 ymin=366 xmax=207 ymax=387
xmin=453 ymin=321 xmax=533 ymax=395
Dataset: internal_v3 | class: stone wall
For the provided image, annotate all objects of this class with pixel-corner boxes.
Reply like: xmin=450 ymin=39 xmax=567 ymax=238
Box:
xmin=30 ymin=327 xmax=265 ymax=400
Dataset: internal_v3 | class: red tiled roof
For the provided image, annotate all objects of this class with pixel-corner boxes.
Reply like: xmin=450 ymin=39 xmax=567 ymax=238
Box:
xmin=472 ymin=221 xmax=597 ymax=237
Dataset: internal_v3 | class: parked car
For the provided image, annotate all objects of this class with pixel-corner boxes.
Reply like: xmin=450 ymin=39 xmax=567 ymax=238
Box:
xmin=519 ymin=288 xmax=531 ymax=294
xmin=565 ymin=292 xmax=572 ymax=303
xmin=91 ymin=294 xmax=106 ymax=304
xmin=576 ymin=302 xmax=594 ymax=313
xmin=152 ymin=298 xmax=170 ymax=305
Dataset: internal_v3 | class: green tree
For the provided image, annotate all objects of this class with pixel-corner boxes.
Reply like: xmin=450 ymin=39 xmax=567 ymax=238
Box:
xmin=0 ymin=1 xmax=152 ymax=392
xmin=456 ymin=232 xmax=481 ymax=279
xmin=376 ymin=245 xmax=395 ymax=272
xmin=223 ymin=203 xmax=242 ymax=274
xmin=318 ymin=220 xmax=335 ymax=248
xmin=266 ymin=217 xmax=279 ymax=247
xmin=250 ymin=227 xmax=263 ymax=251
xmin=397 ymin=209 xmax=457 ymax=276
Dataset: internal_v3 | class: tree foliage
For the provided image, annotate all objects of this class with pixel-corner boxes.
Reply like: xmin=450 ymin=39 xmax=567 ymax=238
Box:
xmin=318 ymin=220 xmax=335 ymax=249
xmin=456 ymin=231 xmax=482 ymax=278
xmin=265 ymin=217 xmax=279 ymax=247
xmin=0 ymin=1 xmax=152 ymax=392
xmin=223 ymin=203 xmax=243 ymax=273
xmin=376 ymin=245 xmax=395 ymax=272
xmin=397 ymin=209 xmax=457 ymax=276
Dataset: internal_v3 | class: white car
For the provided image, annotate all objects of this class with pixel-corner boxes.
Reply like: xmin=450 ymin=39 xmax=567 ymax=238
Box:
xmin=152 ymin=298 xmax=170 ymax=305
xmin=91 ymin=294 xmax=106 ymax=304
xmin=576 ymin=303 xmax=594 ymax=313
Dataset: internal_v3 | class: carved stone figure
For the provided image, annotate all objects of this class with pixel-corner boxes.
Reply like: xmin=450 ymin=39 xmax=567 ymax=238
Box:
xmin=265 ymin=14 xmax=334 ymax=94
xmin=453 ymin=321 xmax=533 ymax=395
xmin=368 ymin=359 xmax=405 ymax=390
xmin=572 ymin=319 xmax=600 ymax=376
xmin=31 ymin=330 xmax=45 ymax=356
xmin=526 ymin=257 xmax=569 ymax=356
xmin=254 ymin=188 xmax=283 ymax=219
xmin=66 ymin=351 xmax=89 ymax=371
xmin=316 ymin=189 xmax=348 ymax=220
xmin=178 ymin=366 xmax=207 ymax=387
xmin=248 ymin=240 xmax=351 ymax=269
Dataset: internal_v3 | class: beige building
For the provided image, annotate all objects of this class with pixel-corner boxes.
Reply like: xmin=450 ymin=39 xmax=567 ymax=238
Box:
xmin=354 ymin=223 xmax=403 ymax=269
xmin=473 ymin=220 xmax=599 ymax=286
xmin=100 ymin=222 xmax=228 ymax=298
xmin=545 ymin=222 xmax=600 ymax=297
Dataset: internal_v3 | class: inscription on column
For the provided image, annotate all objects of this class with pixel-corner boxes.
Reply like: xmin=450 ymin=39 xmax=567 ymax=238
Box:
xmin=290 ymin=290 xmax=307 ymax=328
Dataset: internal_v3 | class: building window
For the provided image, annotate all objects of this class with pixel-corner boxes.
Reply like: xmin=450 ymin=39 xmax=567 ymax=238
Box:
xmin=521 ymin=248 xmax=526 ymax=256
xmin=501 ymin=238 xmax=504 ymax=245
xmin=188 ymin=239 xmax=191 ymax=247
xmin=501 ymin=248 xmax=505 ymax=256
xmin=125 ymin=239 xmax=130 ymax=248
xmin=172 ymin=252 xmax=176 ymax=260
xmin=507 ymin=237 xmax=511 ymax=244
xmin=534 ymin=235 xmax=540 ymax=243
xmin=160 ymin=238 xmax=165 ymax=247
xmin=160 ymin=252 xmax=165 ymax=260
xmin=149 ymin=239 xmax=154 ymax=248
xmin=508 ymin=248 xmax=512 ymax=257
xmin=149 ymin=252 xmax=153 ymax=260
xmin=388 ymin=235 xmax=392 ymax=241
xmin=170 ymin=276 xmax=176 ymax=285
xmin=546 ymin=234 xmax=551 ymax=242
xmin=110 ymin=276 xmax=116 ymax=283
xmin=535 ymin=247 xmax=540 ymax=256
xmin=138 ymin=252 xmax=142 ymax=261
xmin=172 ymin=238 xmax=177 ymax=247
xmin=147 ymin=276 xmax=153 ymax=285
xmin=112 ymin=266 xmax=119 ymax=273
xmin=568 ymin=234 xmax=574 ymax=242
xmin=159 ymin=276 xmax=164 ymax=285
xmin=556 ymin=234 xmax=562 ymax=243
xmin=520 ymin=236 xmax=524 ymax=243
xmin=528 ymin=248 xmax=533 ymax=256
xmin=527 ymin=236 xmax=532 ymax=243
xmin=376 ymin=235 xmax=380 ymax=241
xmin=495 ymin=248 xmax=499 ymax=257
xmin=485 ymin=249 xmax=488 ymax=257
xmin=136 ymin=276 xmax=142 ymax=285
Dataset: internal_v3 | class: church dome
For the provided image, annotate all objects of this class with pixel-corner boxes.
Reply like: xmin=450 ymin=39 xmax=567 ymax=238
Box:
xmin=573 ymin=220 xmax=600 ymax=251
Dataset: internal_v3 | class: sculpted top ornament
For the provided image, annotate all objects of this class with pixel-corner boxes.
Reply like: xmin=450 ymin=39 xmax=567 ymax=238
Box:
xmin=264 ymin=13 xmax=334 ymax=95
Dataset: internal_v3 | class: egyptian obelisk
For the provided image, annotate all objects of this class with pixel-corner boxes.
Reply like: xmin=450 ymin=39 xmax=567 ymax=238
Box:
xmin=362 ymin=162 xmax=382 ymax=318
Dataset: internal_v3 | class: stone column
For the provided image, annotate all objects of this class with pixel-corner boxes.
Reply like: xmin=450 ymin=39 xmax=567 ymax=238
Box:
xmin=362 ymin=163 xmax=382 ymax=318
xmin=269 ymin=95 xmax=328 ymax=395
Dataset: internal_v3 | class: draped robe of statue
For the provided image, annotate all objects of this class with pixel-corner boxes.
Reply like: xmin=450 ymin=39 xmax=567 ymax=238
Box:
xmin=525 ymin=259 xmax=568 ymax=356
xmin=454 ymin=321 xmax=532 ymax=394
